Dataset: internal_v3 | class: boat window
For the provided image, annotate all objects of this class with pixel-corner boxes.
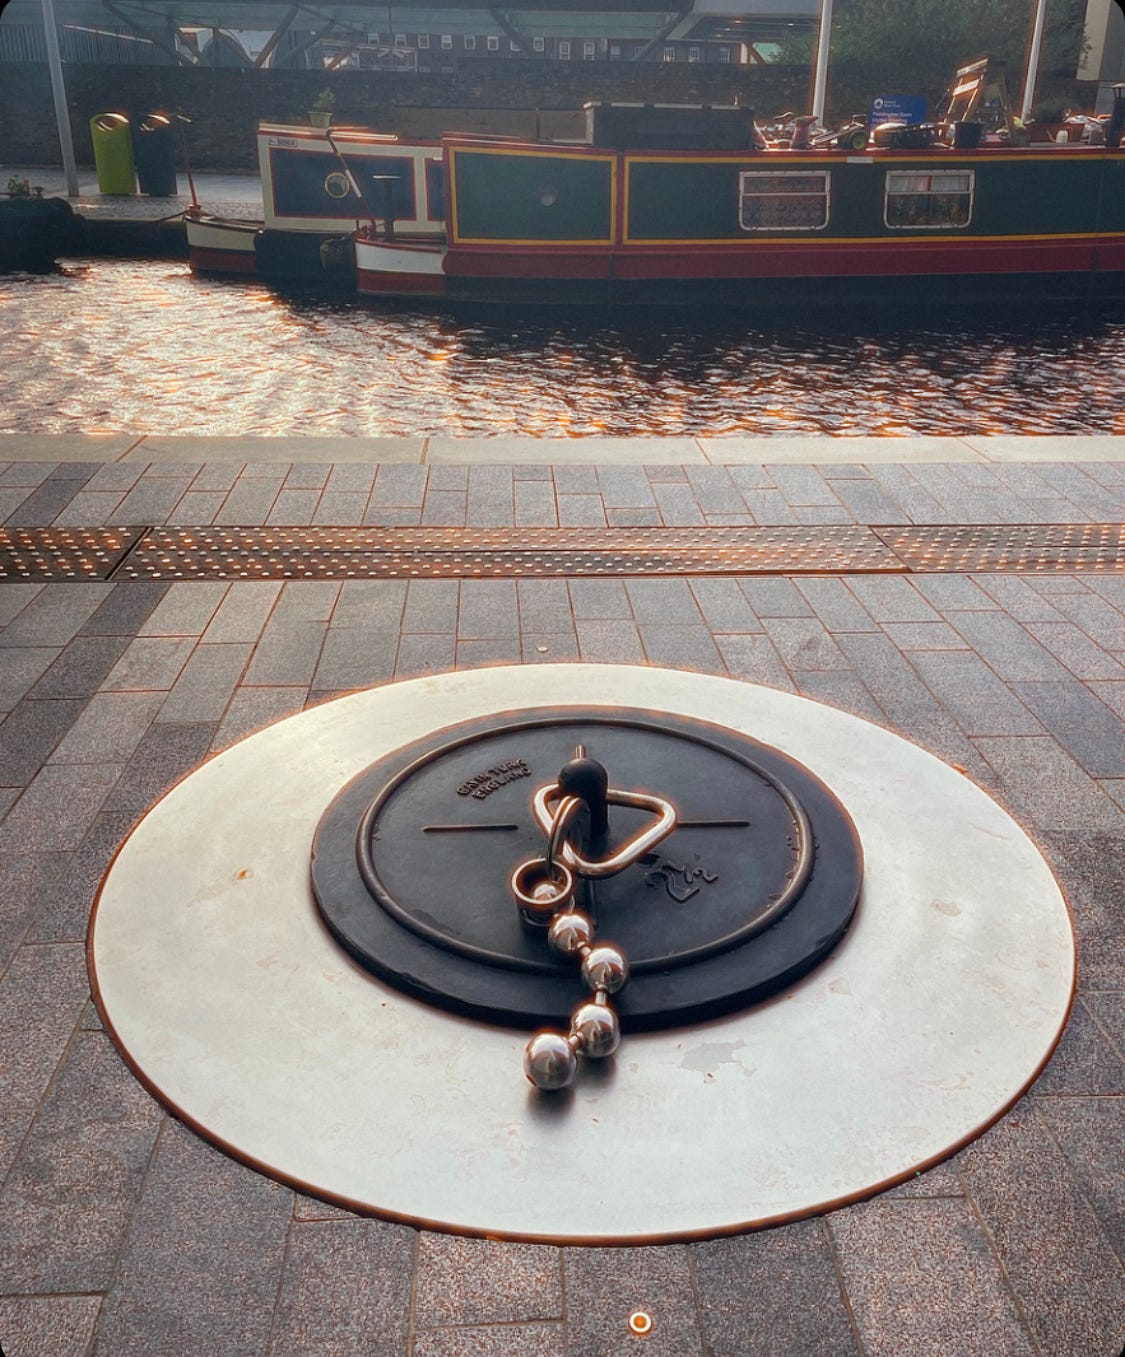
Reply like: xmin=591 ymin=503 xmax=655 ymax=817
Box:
xmin=739 ymin=171 xmax=830 ymax=231
xmin=885 ymin=170 xmax=973 ymax=228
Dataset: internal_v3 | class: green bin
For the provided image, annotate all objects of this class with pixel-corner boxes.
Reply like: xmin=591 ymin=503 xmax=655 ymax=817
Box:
xmin=90 ymin=112 xmax=136 ymax=195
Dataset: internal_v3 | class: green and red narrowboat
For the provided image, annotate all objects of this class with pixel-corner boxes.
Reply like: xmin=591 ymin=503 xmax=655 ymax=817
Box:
xmin=355 ymin=96 xmax=1125 ymax=308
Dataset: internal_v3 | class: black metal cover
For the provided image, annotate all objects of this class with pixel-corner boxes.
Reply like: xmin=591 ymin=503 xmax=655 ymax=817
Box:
xmin=311 ymin=707 xmax=863 ymax=1031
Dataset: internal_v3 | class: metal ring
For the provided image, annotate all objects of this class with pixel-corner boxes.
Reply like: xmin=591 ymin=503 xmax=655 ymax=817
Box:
xmin=532 ymin=784 xmax=678 ymax=879
xmin=544 ymin=794 xmax=583 ymax=874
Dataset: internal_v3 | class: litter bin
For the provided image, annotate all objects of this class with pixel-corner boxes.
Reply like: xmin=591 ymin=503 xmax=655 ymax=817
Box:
xmin=132 ymin=113 xmax=178 ymax=197
xmin=89 ymin=113 xmax=135 ymax=195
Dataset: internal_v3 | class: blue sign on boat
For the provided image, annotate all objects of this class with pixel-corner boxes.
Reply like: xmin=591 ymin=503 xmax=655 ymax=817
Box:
xmin=870 ymin=96 xmax=927 ymax=126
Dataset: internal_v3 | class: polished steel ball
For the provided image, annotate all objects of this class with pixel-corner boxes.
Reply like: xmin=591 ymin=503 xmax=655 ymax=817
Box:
xmin=580 ymin=944 xmax=629 ymax=994
xmin=523 ymin=1031 xmax=578 ymax=1091
xmin=547 ymin=910 xmax=595 ymax=959
xmin=570 ymin=1001 xmax=620 ymax=1059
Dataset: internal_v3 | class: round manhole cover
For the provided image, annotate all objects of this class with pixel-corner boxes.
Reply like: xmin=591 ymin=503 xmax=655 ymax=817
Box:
xmin=311 ymin=707 xmax=863 ymax=1029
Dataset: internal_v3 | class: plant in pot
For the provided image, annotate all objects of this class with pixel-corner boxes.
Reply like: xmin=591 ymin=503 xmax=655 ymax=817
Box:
xmin=1028 ymin=99 xmax=1077 ymax=143
xmin=310 ymin=88 xmax=336 ymax=129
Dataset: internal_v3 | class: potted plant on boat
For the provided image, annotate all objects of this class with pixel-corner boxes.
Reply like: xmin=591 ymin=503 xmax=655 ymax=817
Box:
xmin=309 ymin=88 xmax=336 ymax=129
xmin=1027 ymin=99 xmax=1082 ymax=143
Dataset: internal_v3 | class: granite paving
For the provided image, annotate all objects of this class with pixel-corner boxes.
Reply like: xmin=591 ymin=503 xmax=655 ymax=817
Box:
xmin=2 ymin=443 xmax=1125 ymax=1354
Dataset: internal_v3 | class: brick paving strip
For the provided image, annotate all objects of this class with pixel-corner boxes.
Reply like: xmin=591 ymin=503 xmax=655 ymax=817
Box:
xmin=2 ymin=443 xmax=1125 ymax=1355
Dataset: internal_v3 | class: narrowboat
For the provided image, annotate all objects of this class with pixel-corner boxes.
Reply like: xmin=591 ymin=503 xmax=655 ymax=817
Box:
xmin=355 ymin=75 xmax=1125 ymax=308
xmin=186 ymin=123 xmax=444 ymax=280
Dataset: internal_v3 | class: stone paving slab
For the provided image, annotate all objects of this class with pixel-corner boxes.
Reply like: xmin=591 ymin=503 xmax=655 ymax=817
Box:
xmin=7 ymin=457 xmax=1125 ymax=531
xmin=3 ymin=434 xmax=1125 ymax=469
xmin=2 ymin=458 xmax=1125 ymax=1355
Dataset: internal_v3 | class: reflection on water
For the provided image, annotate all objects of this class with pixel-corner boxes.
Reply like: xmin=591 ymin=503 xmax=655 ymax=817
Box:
xmin=1 ymin=258 xmax=1123 ymax=437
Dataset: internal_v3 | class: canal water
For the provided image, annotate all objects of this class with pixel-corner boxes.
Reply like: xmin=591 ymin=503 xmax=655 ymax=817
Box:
xmin=2 ymin=257 xmax=1123 ymax=438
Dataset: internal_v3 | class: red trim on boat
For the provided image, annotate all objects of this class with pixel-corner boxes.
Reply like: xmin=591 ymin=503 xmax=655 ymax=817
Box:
xmin=443 ymin=250 xmax=613 ymax=280
xmin=188 ymin=248 xmax=258 ymax=275
xmin=356 ymin=270 xmax=447 ymax=296
xmin=612 ymin=236 xmax=1122 ymax=280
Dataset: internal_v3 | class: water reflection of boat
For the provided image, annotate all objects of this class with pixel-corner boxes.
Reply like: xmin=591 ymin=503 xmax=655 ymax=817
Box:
xmin=186 ymin=123 xmax=444 ymax=280
xmin=356 ymin=70 xmax=1125 ymax=309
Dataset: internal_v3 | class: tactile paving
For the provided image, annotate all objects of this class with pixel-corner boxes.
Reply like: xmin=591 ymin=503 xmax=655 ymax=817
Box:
xmin=3 ymin=523 xmax=1124 ymax=580
xmin=0 ymin=526 xmax=147 ymax=580
xmin=115 ymin=525 xmax=900 ymax=578
xmin=874 ymin=523 xmax=1125 ymax=573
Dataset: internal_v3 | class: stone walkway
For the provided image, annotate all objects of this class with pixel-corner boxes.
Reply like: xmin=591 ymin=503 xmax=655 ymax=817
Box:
xmin=2 ymin=438 xmax=1125 ymax=1356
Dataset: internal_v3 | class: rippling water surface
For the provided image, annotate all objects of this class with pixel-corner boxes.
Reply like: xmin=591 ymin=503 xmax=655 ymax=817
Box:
xmin=2 ymin=258 xmax=1123 ymax=437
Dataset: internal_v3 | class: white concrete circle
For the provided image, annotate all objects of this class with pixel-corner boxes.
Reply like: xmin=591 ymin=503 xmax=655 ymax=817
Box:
xmin=90 ymin=666 xmax=1075 ymax=1242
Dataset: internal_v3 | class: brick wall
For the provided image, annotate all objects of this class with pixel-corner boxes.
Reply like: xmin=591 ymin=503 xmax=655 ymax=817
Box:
xmin=0 ymin=60 xmax=1093 ymax=169
xmin=0 ymin=61 xmax=805 ymax=168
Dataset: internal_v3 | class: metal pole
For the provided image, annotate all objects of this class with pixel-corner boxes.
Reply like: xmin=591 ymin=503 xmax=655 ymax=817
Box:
xmin=40 ymin=0 xmax=80 ymax=196
xmin=811 ymin=0 xmax=833 ymax=123
xmin=1020 ymin=0 xmax=1049 ymax=123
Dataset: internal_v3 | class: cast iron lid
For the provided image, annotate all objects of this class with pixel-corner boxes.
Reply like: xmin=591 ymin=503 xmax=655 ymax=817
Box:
xmin=311 ymin=706 xmax=862 ymax=1030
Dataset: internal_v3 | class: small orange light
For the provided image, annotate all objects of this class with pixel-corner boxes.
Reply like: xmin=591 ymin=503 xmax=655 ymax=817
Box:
xmin=628 ymin=1311 xmax=653 ymax=1336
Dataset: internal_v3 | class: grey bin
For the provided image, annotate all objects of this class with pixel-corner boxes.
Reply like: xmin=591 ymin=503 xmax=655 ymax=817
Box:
xmin=132 ymin=114 xmax=178 ymax=197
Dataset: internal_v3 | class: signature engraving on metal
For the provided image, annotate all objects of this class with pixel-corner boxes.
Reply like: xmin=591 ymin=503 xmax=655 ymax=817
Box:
xmin=457 ymin=758 xmax=531 ymax=800
xmin=641 ymin=856 xmax=719 ymax=903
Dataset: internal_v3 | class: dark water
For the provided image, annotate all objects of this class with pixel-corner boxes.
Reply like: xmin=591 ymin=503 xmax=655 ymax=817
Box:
xmin=1 ymin=257 xmax=1123 ymax=437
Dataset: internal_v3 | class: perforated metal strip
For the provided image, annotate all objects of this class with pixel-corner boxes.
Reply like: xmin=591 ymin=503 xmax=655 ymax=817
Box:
xmin=0 ymin=526 xmax=147 ymax=580
xmin=116 ymin=525 xmax=897 ymax=579
xmin=874 ymin=523 xmax=1125 ymax=574
xmin=2 ymin=523 xmax=1125 ymax=581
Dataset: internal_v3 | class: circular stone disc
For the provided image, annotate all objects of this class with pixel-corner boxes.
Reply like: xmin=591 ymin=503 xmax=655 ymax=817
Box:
xmin=89 ymin=665 xmax=1075 ymax=1244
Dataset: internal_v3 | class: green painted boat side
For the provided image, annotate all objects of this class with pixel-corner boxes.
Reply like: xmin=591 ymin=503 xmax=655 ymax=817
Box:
xmin=625 ymin=151 xmax=1125 ymax=243
xmin=445 ymin=144 xmax=1125 ymax=249
xmin=450 ymin=147 xmax=615 ymax=245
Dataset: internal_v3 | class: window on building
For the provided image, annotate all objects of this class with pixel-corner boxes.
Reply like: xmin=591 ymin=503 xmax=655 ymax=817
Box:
xmin=394 ymin=33 xmax=406 ymax=47
xmin=417 ymin=33 xmax=429 ymax=48
xmin=885 ymin=170 xmax=973 ymax=228
xmin=583 ymin=40 xmax=596 ymax=59
xmin=559 ymin=39 xmax=571 ymax=58
xmin=440 ymin=33 xmax=452 ymax=49
xmin=609 ymin=43 xmax=621 ymax=60
xmin=533 ymin=36 xmax=544 ymax=51
xmin=740 ymin=171 xmax=830 ymax=230
xmin=688 ymin=46 xmax=700 ymax=62
xmin=487 ymin=34 xmax=499 ymax=50
xmin=718 ymin=45 xmax=730 ymax=63
xmin=464 ymin=34 xmax=476 ymax=49
xmin=662 ymin=46 xmax=675 ymax=62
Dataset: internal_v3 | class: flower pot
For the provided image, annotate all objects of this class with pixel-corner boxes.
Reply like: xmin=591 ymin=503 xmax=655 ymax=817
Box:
xmin=309 ymin=110 xmax=333 ymax=129
xmin=1027 ymin=122 xmax=1083 ymax=144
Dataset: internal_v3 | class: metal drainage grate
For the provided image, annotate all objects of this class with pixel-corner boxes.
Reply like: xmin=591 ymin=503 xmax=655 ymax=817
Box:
xmin=874 ymin=523 xmax=1125 ymax=573
xmin=3 ymin=524 xmax=1124 ymax=581
xmin=115 ymin=525 xmax=901 ymax=579
xmin=0 ymin=526 xmax=147 ymax=581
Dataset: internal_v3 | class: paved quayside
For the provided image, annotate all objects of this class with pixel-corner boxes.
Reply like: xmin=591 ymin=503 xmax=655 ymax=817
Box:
xmin=1 ymin=432 xmax=1124 ymax=1356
